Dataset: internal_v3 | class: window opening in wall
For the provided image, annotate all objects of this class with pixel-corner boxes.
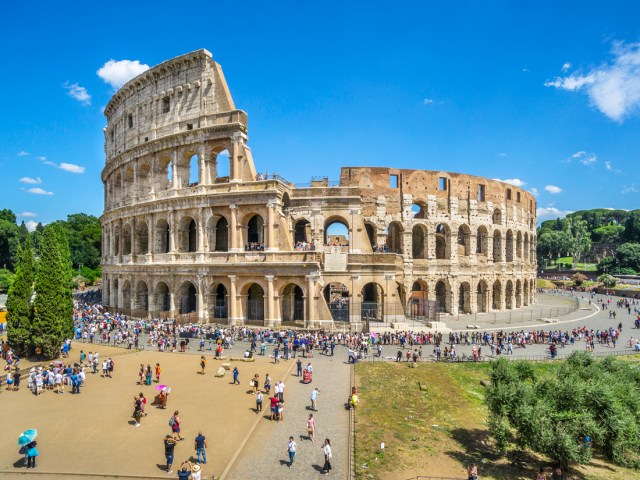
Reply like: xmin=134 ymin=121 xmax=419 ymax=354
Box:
xmin=215 ymin=149 xmax=230 ymax=180
xmin=187 ymin=123 xmax=193 ymax=131
xmin=412 ymin=203 xmax=426 ymax=218
xmin=517 ymin=191 xmax=521 ymax=202
xmin=127 ymin=114 xmax=133 ymax=129
xmin=506 ymin=188 xmax=512 ymax=200
xmin=389 ymin=174 xmax=399 ymax=188
xmin=162 ymin=97 xmax=170 ymax=113
xmin=478 ymin=184 xmax=486 ymax=202
xmin=439 ymin=177 xmax=447 ymax=190
xmin=188 ymin=154 xmax=199 ymax=186
xmin=145 ymin=137 xmax=149 ymax=142
xmin=110 ymin=129 xmax=114 ymax=142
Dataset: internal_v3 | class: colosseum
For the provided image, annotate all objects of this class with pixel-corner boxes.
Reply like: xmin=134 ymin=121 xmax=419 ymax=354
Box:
xmin=100 ymin=49 xmax=537 ymax=329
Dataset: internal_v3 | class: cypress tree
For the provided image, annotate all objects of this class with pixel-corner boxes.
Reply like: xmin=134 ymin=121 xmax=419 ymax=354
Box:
xmin=32 ymin=225 xmax=74 ymax=357
xmin=6 ymin=238 xmax=35 ymax=356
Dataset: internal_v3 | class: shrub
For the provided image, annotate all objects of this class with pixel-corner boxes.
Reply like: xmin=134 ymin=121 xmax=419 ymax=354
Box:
xmin=571 ymin=273 xmax=587 ymax=285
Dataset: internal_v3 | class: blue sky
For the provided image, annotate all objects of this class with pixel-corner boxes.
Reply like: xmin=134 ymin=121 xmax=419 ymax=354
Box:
xmin=1 ymin=1 xmax=639 ymax=229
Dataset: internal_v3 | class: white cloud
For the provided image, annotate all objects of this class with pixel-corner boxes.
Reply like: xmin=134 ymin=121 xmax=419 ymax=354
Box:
xmin=27 ymin=187 xmax=54 ymax=195
xmin=498 ymin=152 xmax=507 ymax=157
xmin=38 ymin=156 xmax=47 ymax=161
xmin=97 ymin=59 xmax=150 ymax=89
xmin=17 ymin=151 xmax=29 ymax=157
xmin=605 ymin=160 xmax=621 ymax=173
xmin=423 ymin=98 xmax=434 ymax=105
xmin=522 ymin=67 xmax=530 ymax=73
xmin=545 ymin=184 xmax=563 ymax=194
xmin=561 ymin=62 xmax=572 ymax=71
xmin=530 ymin=187 xmax=539 ymax=197
xmin=537 ymin=206 xmax=573 ymax=220
xmin=17 ymin=212 xmax=37 ymax=218
xmin=544 ymin=41 xmax=640 ymax=121
xmin=569 ymin=150 xmax=597 ymax=165
xmin=493 ymin=178 xmax=526 ymax=187
xmin=25 ymin=220 xmax=39 ymax=232
xmin=622 ymin=183 xmax=639 ymax=194
xmin=58 ymin=162 xmax=85 ymax=173
xmin=64 ymin=82 xmax=91 ymax=105
xmin=19 ymin=176 xmax=42 ymax=184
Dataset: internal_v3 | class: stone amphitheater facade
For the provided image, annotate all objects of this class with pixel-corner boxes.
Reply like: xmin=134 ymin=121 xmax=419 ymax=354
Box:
xmin=100 ymin=49 xmax=537 ymax=328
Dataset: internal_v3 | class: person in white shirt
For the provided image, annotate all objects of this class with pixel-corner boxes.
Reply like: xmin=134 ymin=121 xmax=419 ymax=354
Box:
xmin=287 ymin=437 xmax=297 ymax=468
xmin=322 ymin=438 xmax=332 ymax=474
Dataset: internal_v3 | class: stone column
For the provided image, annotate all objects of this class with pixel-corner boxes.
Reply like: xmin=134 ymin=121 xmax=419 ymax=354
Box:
xmin=228 ymin=275 xmax=239 ymax=325
xmin=266 ymin=275 xmax=275 ymax=327
xmin=487 ymin=234 xmax=494 ymax=262
xmin=266 ymin=200 xmax=278 ymax=251
xmin=169 ymin=292 xmax=176 ymax=315
xmin=197 ymin=212 xmax=205 ymax=253
xmin=171 ymin=149 xmax=180 ymax=190
xmin=197 ymin=276 xmax=205 ymax=322
xmin=230 ymin=133 xmax=242 ymax=183
xmin=229 ymin=204 xmax=240 ymax=252
xmin=306 ymin=274 xmax=316 ymax=327
xmin=198 ymin=147 xmax=207 ymax=186
xmin=169 ymin=210 xmax=177 ymax=253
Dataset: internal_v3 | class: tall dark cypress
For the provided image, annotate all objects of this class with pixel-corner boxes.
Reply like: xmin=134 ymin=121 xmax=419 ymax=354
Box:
xmin=6 ymin=238 xmax=35 ymax=356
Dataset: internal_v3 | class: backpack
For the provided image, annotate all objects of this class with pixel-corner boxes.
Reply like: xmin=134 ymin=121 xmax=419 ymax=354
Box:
xmin=169 ymin=416 xmax=175 ymax=427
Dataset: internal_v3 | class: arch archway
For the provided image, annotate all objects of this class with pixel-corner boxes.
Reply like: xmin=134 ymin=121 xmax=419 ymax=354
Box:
xmin=435 ymin=280 xmax=450 ymax=313
xmin=492 ymin=208 xmax=502 ymax=225
xmin=386 ymin=222 xmax=403 ymax=254
xmin=458 ymin=282 xmax=471 ymax=313
xmin=138 ymin=162 xmax=151 ymax=196
xmin=492 ymin=280 xmax=502 ymax=310
xmin=179 ymin=216 xmax=197 ymax=252
xmin=188 ymin=154 xmax=199 ymax=186
xmin=246 ymin=283 xmax=265 ymax=321
xmin=476 ymin=226 xmax=488 ymax=256
xmin=477 ymin=280 xmax=489 ymax=313
xmin=506 ymin=230 xmax=514 ymax=262
xmin=412 ymin=224 xmax=427 ymax=259
xmin=282 ymin=284 xmax=305 ymax=322
xmin=178 ymin=281 xmax=197 ymax=314
xmin=135 ymin=220 xmax=149 ymax=254
xmin=524 ymin=233 xmax=530 ymax=263
xmin=134 ymin=280 xmax=149 ymax=311
xmin=245 ymin=214 xmax=264 ymax=248
xmin=493 ymin=230 xmax=502 ymax=262
xmin=114 ymin=172 xmax=123 ymax=202
xmin=324 ymin=283 xmax=350 ymax=322
xmin=523 ymin=279 xmax=530 ymax=306
xmin=123 ymin=223 xmax=132 ymax=255
xmin=324 ymin=218 xmax=349 ymax=246
xmin=435 ymin=224 xmax=451 ymax=259
xmin=213 ymin=283 xmax=228 ymax=319
xmin=155 ymin=219 xmax=170 ymax=253
xmin=294 ymin=219 xmax=311 ymax=245
xmin=412 ymin=202 xmax=427 ymax=219
xmin=206 ymin=215 xmax=229 ymax=252
xmin=121 ymin=280 xmax=132 ymax=310
xmin=154 ymin=282 xmax=171 ymax=312
xmin=516 ymin=231 xmax=523 ymax=259
xmin=113 ymin=224 xmax=121 ymax=256
xmin=361 ymin=283 xmax=384 ymax=321
xmin=515 ymin=279 xmax=522 ymax=308
xmin=457 ymin=225 xmax=471 ymax=256
xmin=112 ymin=278 xmax=119 ymax=307
xmin=410 ymin=280 xmax=429 ymax=318
xmin=505 ymin=280 xmax=514 ymax=309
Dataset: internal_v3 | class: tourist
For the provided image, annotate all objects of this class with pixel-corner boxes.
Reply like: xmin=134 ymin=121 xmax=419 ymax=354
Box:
xmin=310 ymin=387 xmax=320 ymax=411
xmin=264 ymin=373 xmax=271 ymax=394
xmin=139 ymin=392 xmax=147 ymax=416
xmin=550 ymin=467 xmax=565 ymax=480
xmin=138 ymin=364 xmax=145 ymax=384
xmin=296 ymin=358 xmax=303 ymax=376
xmin=232 ymin=366 xmax=240 ymax=385
xmin=102 ymin=359 xmax=108 ymax=377
xmin=133 ymin=394 xmax=142 ymax=427
xmin=194 ymin=431 xmax=207 ymax=464
xmin=191 ymin=462 xmax=202 ymax=480
xmin=269 ymin=395 xmax=279 ymax=421
xmin=286 ymin=436 xmax=297 ymax=468
xmin=170 ymin=410 xmax=183 ymax=440
xmin=252 ymin=373 xmax=259 ymax=394
xmin=25 ymin=440 xmax=38 ymax=469
xmin=164 ymin=435 xmax=177 ymax=474
xmin=155 ymin=363 xmax=161 ymax=383
xmin=307 ymin=414 xmax=316 ymax=442
xmin=256 ymin=390 xmax=263 ymax=413
xmin=145 ymin=364 xmax=152 ymax=385
xmin=107 ymin=357 xmax=114 ymax=377
xmin=322 ymin=438 xmax=332 ymax=474
xmin=200 ymin=356 xmax=207 ymax=375
xmin=536 ymin=467 xmax=547 ymax=480
xmin=467 ymin=462 xmax=478 ymax=480
xmin=13 ymin=369 xmax=21 ymax=391
xmin=277 ymin=398 xmax=285 ymax=421
xmin=278 ymin=380 xmax=285 ymax=401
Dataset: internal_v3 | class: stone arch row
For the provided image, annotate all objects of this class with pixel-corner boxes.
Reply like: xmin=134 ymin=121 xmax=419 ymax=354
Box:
xmin=409 ymin=277 xmax=536 ymax=315
xmin=411 ymin=202 xmax=534 ymax=229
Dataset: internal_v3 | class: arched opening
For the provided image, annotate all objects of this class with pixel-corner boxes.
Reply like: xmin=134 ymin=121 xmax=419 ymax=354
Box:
xmin=135 ymin=221 xmax=149 ymax=254
xmin=213 ymin=284 xmax=228 ymax=319
xmin=410 ymin=280 xmax=429 ymax=319
xmin=458 ymin=282 xmax=471 ymax=314
xmin=282 ymin=193 xmax=291 ymax=212
xmin=134 ymin=280 xmax=148 ymax=311
xmin=435 ymin=280 xmax=449 ymax=313
xmin=157 ymin=156 xmax=172 ymax=190
xmin=112 ymin=279 xmax=119 ymax=307
xmin=492 ymin=208 xmax=502 ymax=225
xmin=457 ymin=225 xmax=471 ymax=256
xmin=188 ymin=154 xmax=199 ymax=186
xmin=155 ymin=219 xmax=170 ymax=254
xmin=493 ymin=230 xmax=502 ymax=262
xmin=516 ymin=231 xmax=523 ymax=259
xmin=524 ymin=233 xmax=530 ymax=263
xmin=246 ymin=214 xmax=264 ymax=248
xmin=154 ymin=282 xmax=171 ymax=312
xmin=505 ymin=280 xmax=514 ymax=309
xmin=492 ymin=280 xmax=502 ymax=310
xmin=123 ymin=223 xmax=132 ymax=255
xmin=138 ymin=162 xmax=151 ymax=196
xmin=179 ymin=217 xmax=197 ymax=252
xmin=476 ymin=226 xmax=488 ymax=256
xmin=211 ymin=149 xmax=230 ymax=182
xmin=324 ymin=283 xmax=350 ymax=322
xmin=114 ymin=172 xmax=123 ymax=202
xmin=121 ymin=280 xmax=131 ymax=310
xmin=113 ymin=225 xmax=121 ymax=256
xmin=523 ymin=279 xmax=529 ymax=306
xmin=188 ymin=219 xmax=197 ymax=252
xmin=361 ymin=283 xmax=383 ymax=322
xmin=124 ymin=167 xmax=134 ymax=199
xmin=246 ymin=283 xmax=265 ymax=321
xmin=365 ymin=223 xmax=376 ymax=250
xmin=412 ymin=224 xmax=427 ymax=259
xmin=282 ymin=284 xmax=304 ymax=322
xmin=435 ymin=224 xmax=450 ymax=260
xmin=294 ymin=219 xmax=311 ymax=245
xmin=515 ymin=279 xmax=522 ymax=308
xmin=412 ymin=202 xmax=427 ymax=219
xmin=179 ymin=281 xmax=197 ymax=314
xmin=214 ymin=217 xmax=228 ymax=251
xmin=477 ymin=281 xmax=488 ymax=313
xmin=386 ymin=222 xmax=403 ymax=254
xmin=324 ymin=218 xmax=349 ymax=246
xmin=506 ymin=230 xmax=514 ymax=262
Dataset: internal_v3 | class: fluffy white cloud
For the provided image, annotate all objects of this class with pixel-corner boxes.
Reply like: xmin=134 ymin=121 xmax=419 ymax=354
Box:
xmin=19 ymin=176 xmax=42 ymax=184
xmin=530 ymin=187 xmax=539 ymax=196
xmin=17 ymin=151 xmax=29 ymax=156
xmin=25 ymin=220 xmax=39 ymax=232
xmin=622 ymin=184 xmax=638 ymax=194
xmin=498 ymin=152 xmax=507 ymax=157
xmin=423 ymin=98 xmax=434 ymax=105
xmin=561 ymin=62 xmax=572 ymax=71
xmin=545 ymin=42 xmax=640 ymax=121
xmin=64 ymin=82 xmax=91 ymax=105
xmin=97 ymin=59 xmax=150 ymax=89
xmin=493 ymin=178 xmax=526 ymax=187
xmin=17 ymin=212 xmax=37 ymax=218
xmin=605 ymin=161 xmax=621 ymax=173
xmin=58 ymin=163 xmax=85 ymax=173
xmin=27 ymin=187 xmax=54 ymax=195
xmin=537 ymin=206 xmax=573 ymax=220
xmin=545 ymin=185 xmax=563 ymax=194
xmin=569 ymin=151 xmax=597 ymax=165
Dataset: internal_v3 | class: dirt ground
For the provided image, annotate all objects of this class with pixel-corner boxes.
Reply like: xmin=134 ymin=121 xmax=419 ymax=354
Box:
xmin=0 ymin=345 xmax=292 ymax=479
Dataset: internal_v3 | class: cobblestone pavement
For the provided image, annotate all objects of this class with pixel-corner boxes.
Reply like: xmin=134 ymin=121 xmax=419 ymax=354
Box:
xmin=226 ymin=350 xmax=351 ymax=480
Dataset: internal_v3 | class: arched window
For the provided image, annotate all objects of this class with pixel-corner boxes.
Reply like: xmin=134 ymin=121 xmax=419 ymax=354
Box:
xmin=123 ymin=224 xmax=132 ymax=255
xmin=155 ymin=219 xmax=170 ymax=254
xmin=412 ymin=224 xmax=427 ymax=259
xmin=294 ymin=219 xmax=311 ymax=245
xmin=324 ymin=219 xmax=349 ymax=246
xmin=476 ymin=226 xmax=488 ymax=255
xmin=214 ymin=284 xmax=228 ymax=319
xmin=188 ymin=154 xmax=199 ymax=186
xmin=188 ymin=219 xmax=197 ymax=252
xmin=493 ymin=230 xmax=502 ymax=262
xmin=361 ymin=283 xmax=384 ymax=321
xmin=155 ymin=282 xmax=171 ymax=312
xmin=435 ymin=224 xmax=450 ymax=259
xmin=492 ymin=208 xmax=502 ymax=225
xmin=135 ymin=221 xmax=149 ymax=254
xmin=457 ymin=225 xmax=471 ymax=256
xmin=386 ymin=222 xmax=403 ymax=254
xmin=179 ymin=282 xmax=197 ymax=314
xmin=435 ymin=280 xmax=449 ymax=313
xmin=282 ymin=284 xmax=304 ymax=322
xmin=247 ymin=215 xmax=264 ymax=247
xmin=324 ymin=283 xmax=350 ymax=322
xmin=247 ymin=283 xmax=265 ymax=321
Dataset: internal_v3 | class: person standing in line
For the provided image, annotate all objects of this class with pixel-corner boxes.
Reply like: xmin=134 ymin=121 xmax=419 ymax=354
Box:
xmin=256 ymin=390 xmax=263 ymax=413
xmin=164 ymin=435 xmax=176 ymax=474
xmin=307 ymin=414 xmax=316 ymax=442
xmin=194 ymin=431 xmax=207 ymax=464
xmin=322 ymin=438 xmax=332 ymax=475
xmin=310 ymin=387 xmax=320 ymax=411
xmin=286 ymin=436 xmax=297 ymax=468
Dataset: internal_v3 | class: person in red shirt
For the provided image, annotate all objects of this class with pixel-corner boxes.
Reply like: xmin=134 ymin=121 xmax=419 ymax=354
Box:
xmin=269 ymin=396 xmax=279 ymax=421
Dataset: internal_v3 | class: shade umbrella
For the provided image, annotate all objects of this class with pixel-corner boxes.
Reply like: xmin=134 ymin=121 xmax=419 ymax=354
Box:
xmin=155 ymin=384 xmax=168 ymax=391
xmin=18 ymin=429 xmax=37 ymax=446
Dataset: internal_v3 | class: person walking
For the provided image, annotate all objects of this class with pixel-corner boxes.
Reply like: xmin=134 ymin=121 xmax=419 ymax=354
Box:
xmin=252 ymin=373 xmax=260 ymax=394
xmin=256 ymin=390 xmax=263 ymax=413
xmin=145 ymin=364 xmax=152 ymax=385
xmin=200 ymin=356 xmax=207 ymax=375
xmin=170 ymin=411 xmax=184 ymax=440
xmin=286 ymin=436 xmax=297 ymax=468
xmin=307 ymin=414 xmax=316 ymax=442
xmin=133 ymin=394 xmax=143 ymax=427
xmin=194 ymin=431 xmax=207 ymax=464
xmin=310 ymin=387 xmax=320 ymax=411
xmin=232 ymin=367 xmax=240 ymax=385
xmin=155 ymin=363 xmax=161 ymax=383
xmin=322 ymin=438 xmax=332 ymax=475
xmin=25 ymin=441 xmax=39 ymax=469
xmin=164 ymin=435 xmax=177 ymax=474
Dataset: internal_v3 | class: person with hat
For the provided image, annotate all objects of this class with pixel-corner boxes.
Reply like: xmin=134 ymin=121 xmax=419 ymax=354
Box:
xmin=163 ymin=434 xmax=176 ymax=474
xmin=190 ymin=462 xmax=202 ymax=480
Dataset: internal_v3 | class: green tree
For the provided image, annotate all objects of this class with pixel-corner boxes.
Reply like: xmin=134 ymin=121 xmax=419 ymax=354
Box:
xmin=5 ymin=238 xmax=35 ymax=356
xmin=0 ymin=268 xmax=15 ymax=292
xmin=622 ymin=212 xmax=640 ymax=243
xmin=598 ymin=273 xmax=617 ymax=287
xmin=538 ymin=230 xmax=572 ymax=262
xmin=31 ymin=225 xmax=74 ymax=358
xmin=615 ymin=243 xmax=640 ymax=273
xmin=53 ymin=213 xmax=102 ymax=270
xmin=0 ymin=216 xmax=21 ymax=270
xmin=564 ymin=216 xmax=592 ymax=266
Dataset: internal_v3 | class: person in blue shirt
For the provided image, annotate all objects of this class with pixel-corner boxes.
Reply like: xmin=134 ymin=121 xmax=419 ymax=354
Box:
xmin=194 ymin=432 xmax=207 ymax=464
xmin=232 ymin=367 xmax=240 ymax=385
